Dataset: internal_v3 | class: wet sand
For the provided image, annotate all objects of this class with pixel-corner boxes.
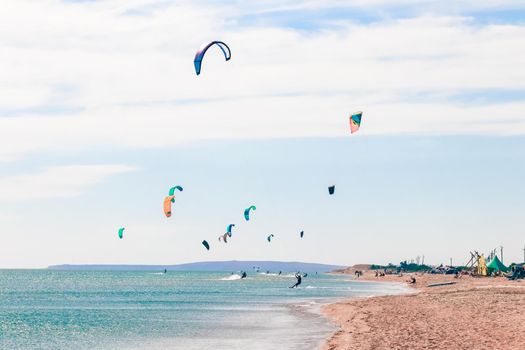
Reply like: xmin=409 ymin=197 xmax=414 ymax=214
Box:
xmin=322 ymin=271 xmax=525 ymax=350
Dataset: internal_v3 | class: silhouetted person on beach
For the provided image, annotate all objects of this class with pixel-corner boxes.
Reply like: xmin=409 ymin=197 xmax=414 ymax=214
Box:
xmin=289 ymin=273 xmax=302 ymax=288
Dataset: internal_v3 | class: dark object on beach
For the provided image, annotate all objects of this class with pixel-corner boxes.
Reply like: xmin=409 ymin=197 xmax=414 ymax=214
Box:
xmin=289 ymin=273 xmax=302 ymax=288
xmin=507 ymin=265 xmax=525 ymax=280
xmin=328 ymin=186 xmax=335 ymax=195
xmin=427 ymin=282 xmax=457 ymax=287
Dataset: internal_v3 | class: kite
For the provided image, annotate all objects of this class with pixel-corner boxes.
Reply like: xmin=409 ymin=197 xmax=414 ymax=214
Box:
xmin=163 ymin=195 xmax=175 ymax=218
xmin=202 ymin=240 xmax=210 ymax=250
xmin=244 ymin=205 xmax=256 ymax=221
xmin=226 ymin=224 xmax=235 ymax=237
xmin=328 ymin=186 xmax=335 ymax=195
xmin=267 ymin=234 xmax=274 ymax=242
xmin=300 ymin=231 xmax=304 ymax=238
xmin=168 ymin=186 xmax=183 ymax=203
xmin=118 ymin=227 xmax=125 ymax=239
xmin=349 ymin=111 xmax=363 ymax=134
xmin=194 ymin=41 xmax=231 ymax=75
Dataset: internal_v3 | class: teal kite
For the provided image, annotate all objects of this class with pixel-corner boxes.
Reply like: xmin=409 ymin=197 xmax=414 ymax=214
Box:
xmin=227 ymin=224 xmax=235 ymax=237
xmin=118 ymin=227 xmax=125 ymax=239
xmin=168 ymin=186 xmax=183 ymax=203
xmin=267 ymin=234 xmax=274 ymax=242
xmin=244 ymin=205 xmax=256 ymax=221
xmin=202 ymin=240 xmax=210 ymax=250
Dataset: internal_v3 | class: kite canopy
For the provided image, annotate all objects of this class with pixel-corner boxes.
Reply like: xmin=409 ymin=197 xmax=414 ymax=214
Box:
xmin=328 ymin=186 xmax=335 ymax=195
xmin=267 ymin=234 xmax=274 ymax=242
xmin=300 ymin=231 xmax=304 ymax=238
xmin=244 ymin=205 xmax=256 ymax=221
xmin=349 ymin=111 xmax=363 ymax=134
xmin=168 ymin=186 xmax=183 ymax=202
xmin=487 ymin=256 xmax=508 ymax=273
xmin=118 ymin=227 xmax=125 ymax=239
xmin=163 ymin=195 xmax=175 ymax=218
xmin=202 ymin=240 xmax=210 ymax=250
xmin=226 ymin=224 xmax=235 ymax=237
xmin=219 ymin=233 xmax=228 ymax=243
xmin=194 ymin=41 xmax=231 ymax=75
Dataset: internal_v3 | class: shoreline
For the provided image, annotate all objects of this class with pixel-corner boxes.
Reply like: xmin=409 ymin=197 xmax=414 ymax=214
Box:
xmin=321 ymin=271 xmax=525 ymax=350
xmin=285 ymin=278 xmax=412 ymax=350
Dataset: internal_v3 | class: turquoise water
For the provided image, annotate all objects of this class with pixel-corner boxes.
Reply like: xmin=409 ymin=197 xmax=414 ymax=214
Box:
xmin=0 ymin=270 xmax=407 ymax=349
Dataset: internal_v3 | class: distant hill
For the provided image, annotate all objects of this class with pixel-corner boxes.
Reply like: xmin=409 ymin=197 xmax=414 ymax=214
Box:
xmin=48 ymin=261 xmax=345 ymax=272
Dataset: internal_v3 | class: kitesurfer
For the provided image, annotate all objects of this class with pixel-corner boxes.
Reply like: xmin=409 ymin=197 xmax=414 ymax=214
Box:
xmin=241 ymin=271 xmax=247 ymax=279
xmin=289 ymin=273 xmax=302 ymax=288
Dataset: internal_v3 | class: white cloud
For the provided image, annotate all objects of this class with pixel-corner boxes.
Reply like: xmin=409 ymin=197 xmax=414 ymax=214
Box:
xmin=0 ymin=1 xmax=524 ymax=162
xmin=0 ymin=165 xmax=137 ymax=201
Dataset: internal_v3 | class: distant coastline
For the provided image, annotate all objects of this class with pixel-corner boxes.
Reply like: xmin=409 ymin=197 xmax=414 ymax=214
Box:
xmin=48 ymin=260 xmax=344 ymax=272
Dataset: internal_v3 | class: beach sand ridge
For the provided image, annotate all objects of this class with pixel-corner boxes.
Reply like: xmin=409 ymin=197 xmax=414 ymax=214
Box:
xmin=322 ymin=272 xmax=525 ymax=350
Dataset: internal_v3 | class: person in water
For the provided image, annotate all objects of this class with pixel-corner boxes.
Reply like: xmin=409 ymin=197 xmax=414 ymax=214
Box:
xmin=163 ymin=269 xmax=167 ymax=274
xmin=278 ymin=271 xmax=282 ymax=275
xmin=289 ymin=273 xmax=302 ymax=288
xmin=240 ymin=271 xmax=247 ymax=279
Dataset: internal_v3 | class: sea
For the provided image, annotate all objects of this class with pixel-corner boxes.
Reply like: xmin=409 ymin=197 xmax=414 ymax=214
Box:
xmin=0 ymin=270 xmax=408 ymax=349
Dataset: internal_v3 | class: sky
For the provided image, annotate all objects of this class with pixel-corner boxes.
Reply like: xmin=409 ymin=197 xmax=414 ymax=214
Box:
xmin=0 ymin=0 xmax=524 ymax=268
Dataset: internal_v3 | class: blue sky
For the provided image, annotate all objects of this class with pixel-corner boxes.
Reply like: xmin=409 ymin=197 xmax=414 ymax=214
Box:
xmin=0 ymin=0 xmax=524 ymax=267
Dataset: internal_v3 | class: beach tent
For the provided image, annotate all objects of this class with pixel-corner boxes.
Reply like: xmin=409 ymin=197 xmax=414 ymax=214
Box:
xmin=487 ymin=255 xmax=508 ymax=273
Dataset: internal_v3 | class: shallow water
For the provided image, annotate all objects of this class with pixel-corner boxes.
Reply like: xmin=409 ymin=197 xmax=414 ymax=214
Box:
xmin=0 ymin=270 xmax=407 ymax=349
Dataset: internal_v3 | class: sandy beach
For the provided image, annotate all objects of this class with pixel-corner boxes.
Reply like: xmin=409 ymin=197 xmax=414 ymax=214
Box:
xmin=322 ymin=271 xmax=525 ymax=350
